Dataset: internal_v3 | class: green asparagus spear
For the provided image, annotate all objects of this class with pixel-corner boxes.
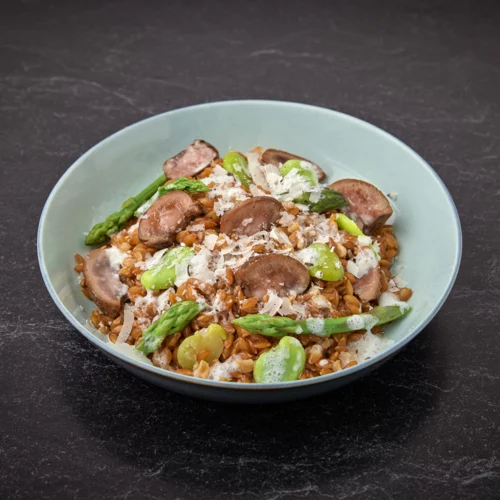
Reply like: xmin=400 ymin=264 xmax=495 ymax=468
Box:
xmin=233 ymin=305 xmax=410 ymax=338
xmin=158 ymin=178 xmax=209 ymax=195
xmin=294 ymin=188 xmax=347 ymax=213
xmin=85 ymin=174 xmax=166 ymax=245
xmin=136 ymin=300 xmax=206 ymax=355
xmin=134 ymin=178 xmax=209 ymax=216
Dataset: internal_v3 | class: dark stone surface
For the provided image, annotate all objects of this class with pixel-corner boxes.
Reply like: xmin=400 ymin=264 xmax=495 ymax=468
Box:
xmin=1 ymin=0 xmax=499 ymax=498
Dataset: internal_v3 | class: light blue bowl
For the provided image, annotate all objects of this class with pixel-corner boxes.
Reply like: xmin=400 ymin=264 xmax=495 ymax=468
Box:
xmin=38 ymin=101 xmax=461 ymax=403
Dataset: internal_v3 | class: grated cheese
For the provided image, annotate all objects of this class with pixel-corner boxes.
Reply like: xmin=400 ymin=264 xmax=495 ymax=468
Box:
xmin=259 ymin=291 xmax=283 ymax=316
xmin=213 ymin=164 xmax=229 ymax=177
xmin=174 ymin=258 xmax=190 ymax=287
xmin=189 ymin=247 xmax=216 ymax=284
xmin=394 ymin=275 xmax=408 ymax=288
xmin=203 ymin=233 xmax=218 ymax=251
xmin=210 ymin=354 xmax=245 ymax=381
xmin=247 ymin=152 xmax=270 ymax=189
xmin=269 ymin=227 xmax=292 ymax=246
xmin=346 ymin=247 xmax=378 ymax=278
xmin=262 ymin=163 xmax=323 ymax=203
xmin=278 ymin=211 xmax=296 ymax=226
xmin=357 ymin=235 xmax=372 ymax=246
xmin=116 ymin=304 xmax=134 ymax=344
xmin=105 ymin=246 xmax=128 ymax=270
xmin=104 ymin=246 xmax=128 ymax=296
xmin=295 ymin=246 xmax=319 ymax=267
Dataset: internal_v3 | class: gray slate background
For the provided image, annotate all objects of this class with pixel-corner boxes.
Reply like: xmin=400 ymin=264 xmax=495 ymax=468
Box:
xmin=1 ymin=0 xmax=499 ymax=499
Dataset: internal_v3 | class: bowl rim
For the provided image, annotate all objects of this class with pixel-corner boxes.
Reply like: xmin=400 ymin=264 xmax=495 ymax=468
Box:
xmin=37 ymin=99 xmax=462 ymax=391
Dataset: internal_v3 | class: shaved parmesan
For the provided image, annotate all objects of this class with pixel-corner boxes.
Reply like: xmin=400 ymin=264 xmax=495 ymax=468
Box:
xmin=348 ymin=248 xmax=378 ymax=278
xmin=213 ymin=164 xmax=229 ymax=176
xmin=312 ymin=294 xmax=331 ymax=310
xmin=189 ymin=248 xmax=216 ymax=284
xmin=241 ymin=218 xmax=253 ymax=226
xmin=210 ymin=354 xmax=245 ymax=381
xmin=247 ymin=152 xmax=270 ymax=189
xmin=259 ymin=291 xmax=283 ymax=316
xmin=116 ymin=304 xmax=134 ymax=344
xmin=127 ymin=222 xmax=139 ymax=234
xmin=249 ymin=184 xmax=268 ymax=197
xmin=203 ymin=233 xmax=218 ymax=251
xmin=394 ymin=275 xmax=408 ymax=288
xmin=358 ymin=235 xmax=372 ymax=246
xmin=263 ymin=165 xmax=322 ymax=203
xmin=174 ymin=258 xmax=190 ymax=287
xmin=143 ymin=248 xmax=168 ymax=271
xmin=278 ymin=211 xmax=296 ymax=226
xmin=309 ymin=190 xmax=322 ymax=203
xmin=105 ymin=246 xmax=128 ymax=270
xmin=295 ymin=246 xmax=319 ymax=266
xmin=269 ymin=227 xmax=292 ymax=246
xmin=278 ymin=298 xmax=307 ymax=319
xmin=157 ymin=290 xmax=173 ymax=313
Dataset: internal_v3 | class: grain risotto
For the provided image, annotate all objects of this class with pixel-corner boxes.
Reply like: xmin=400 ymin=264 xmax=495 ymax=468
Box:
xmin=75 ymin=141 xmax=412 ymax=383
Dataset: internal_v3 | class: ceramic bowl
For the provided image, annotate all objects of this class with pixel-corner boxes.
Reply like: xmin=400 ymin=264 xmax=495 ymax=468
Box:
xmin=38 ymin=101 xmax=461 ymax=403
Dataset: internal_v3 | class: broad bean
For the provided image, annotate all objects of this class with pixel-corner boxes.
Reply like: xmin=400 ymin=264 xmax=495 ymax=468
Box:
xmin=222 ymin=152 xmax=252 ymax=188
xmin=305 ymin=242 xmax=344 ymax=281
xmin=141 ymin=246 xmax=194 ymax=290
xmin=336 ymin=213 xmax=379 ymax=257
xmin=253 ymin=336 xmax=306 ymax=383
xmin=335 ymin=213 xmax=363 ymax=236
xmin=177 ymin=324 xmax=227 ymax=369
xmin=279 ymin=159 xmax=318 ymax=186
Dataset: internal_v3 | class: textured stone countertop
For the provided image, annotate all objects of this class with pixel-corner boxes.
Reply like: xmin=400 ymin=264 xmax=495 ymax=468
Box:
xmin=1 ymin=0 xmax=499 ymax=498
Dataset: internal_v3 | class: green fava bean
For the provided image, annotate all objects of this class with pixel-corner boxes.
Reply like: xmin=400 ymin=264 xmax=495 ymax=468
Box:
xmin=223 ymin=151 xmax=252 ymax=188
xmin=336 ymin=213 xmax=363 ymax=236
xmin=280 ymin=159 xmax=318 ymax=186
xmin=253 ymin=336 xmax=306 ymax=383
xmin=336 ymin=213 xmax=379 ymax=258
xmin=305 ymin=242 xmax=344 ymax=281
xmin=177 ymin=324 xmax=227 ymax=369
xmin=141 ymin=246 xmax=194 ymax=290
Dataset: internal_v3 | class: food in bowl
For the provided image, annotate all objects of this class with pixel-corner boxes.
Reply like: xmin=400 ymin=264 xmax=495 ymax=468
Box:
xmin=75 ymin=140 xmax=412 ymax=383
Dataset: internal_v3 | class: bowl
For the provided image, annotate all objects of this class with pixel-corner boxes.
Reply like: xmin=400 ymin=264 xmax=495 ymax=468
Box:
xmin=38 ymin=100 xmax=461 ymax=403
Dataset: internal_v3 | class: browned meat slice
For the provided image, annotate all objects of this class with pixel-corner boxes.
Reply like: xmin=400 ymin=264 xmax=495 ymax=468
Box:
xmin=261 ymin=148 xmax=326 ymax=182
xmin=163 ymin=140 xmax=219 ymax=179
xmin=353 ymin=267 xmax=382 ymax=303
xmin=235 ymin=255 xmax=310 ymax=299
xmin=83 ymin=248 xmax=127 ymax=317
xmin=220 ymin=197 xmax=282 ymax=237
xmin=328 ymin=179 xmax=393 ymax=234
xmin=138 ymin=191 xmax=202 ymax=248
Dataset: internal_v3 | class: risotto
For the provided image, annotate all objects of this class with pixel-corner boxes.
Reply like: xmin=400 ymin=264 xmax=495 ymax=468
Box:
xmin=75 ymin=141 xmax=411 ymax=383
